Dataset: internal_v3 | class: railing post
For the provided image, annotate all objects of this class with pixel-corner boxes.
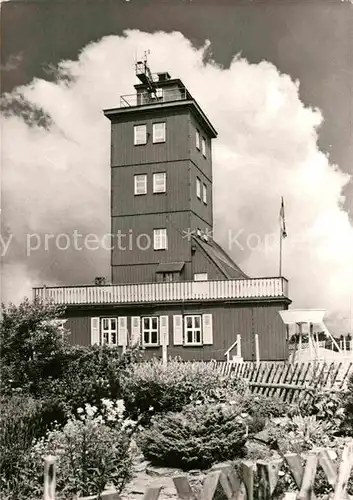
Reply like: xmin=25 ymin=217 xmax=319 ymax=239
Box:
xmin=237 ymin=334 xmax=242 ymax=358
xmin=255 ymin=334 xmax=260 ymax=368
xmin=43 ymin=455 xmax=56 ymax=500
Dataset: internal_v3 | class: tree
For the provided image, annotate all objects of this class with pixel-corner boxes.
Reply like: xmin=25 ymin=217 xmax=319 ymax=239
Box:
xmin=0 ymin=297 xmax=68 ymax=394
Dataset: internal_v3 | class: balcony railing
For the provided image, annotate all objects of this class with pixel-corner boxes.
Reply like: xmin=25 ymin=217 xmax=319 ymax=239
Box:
xmin=120 ymin=88 xmax=190 ymax=108
xmin=33 ymin=277 xmax=289 ymax=306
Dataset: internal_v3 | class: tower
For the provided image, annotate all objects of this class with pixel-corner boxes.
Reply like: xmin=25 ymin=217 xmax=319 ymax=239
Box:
xmin=104 ymin=58 xmax=217 ymax=284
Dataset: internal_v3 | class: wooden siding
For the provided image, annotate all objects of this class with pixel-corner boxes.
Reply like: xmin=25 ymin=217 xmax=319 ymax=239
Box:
xmin=190 ymin=244 xmax=225 ymax=280
xmin=189 ymin=165 xmax=213 ymax=226
xmin=111 ymin=211 xmax=191 ymax=266
xmin=111 ymin=109 xmax=190 ymax=167
xmin=111 ymin=161 xmax=190 ymax=217
xmin=62 ymin=301 xmax=288 ymax=361
xmin=188 ymin=112 xmax=213 ymax=181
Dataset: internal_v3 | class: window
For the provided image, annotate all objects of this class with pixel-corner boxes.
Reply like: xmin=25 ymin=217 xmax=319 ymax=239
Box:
xmin=196 ymin=129 xmax=200 ymax=150
xmin=134 ymin=174 xmax=147 ymax=195
xmin=201 ymin=137 xmax=206 ymax=157
xmin=153 ymin=172 xmax=166 ymax=193
xmin=153 ymin=228 xmax=167 ymax=250
xmin=194 ymin=273 xmax=208 ymax=281
xmin=196 ymin=177 xmax=201 ymax=199
xmin=134 ymin=124 xmax=147 ymax=145
xmin=202 ymin=184 xmax=207 ymax=204
xmin=162 ymin=272 xmax=174 ymax=282
xmin=142 ymin=317 xmax=159 ymax=345
xmin=156 ymin=88 xmax=163 ymax=99
xmin=101 ymin=318 xmax=117 ymax=345
xmin=197 ymin=228 xmax=202 ymax=237
xmin=153 ymin=122 xmax=166 ymax=143
xmin=184 ymin=315 xmax=202 ymax=345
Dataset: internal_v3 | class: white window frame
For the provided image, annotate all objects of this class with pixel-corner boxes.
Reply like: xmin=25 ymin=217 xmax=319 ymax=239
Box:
xmin=142 ymin=316 xmax=159 ymax=346
xmin=184 ymin=315 xmax=202 ymax=346
xmin=134 ymin=124 xmax=147 ymax=145
xmin=152 ymin=122 xmax=166 ymax=143
xmin=202 ymin=184 xmax=207 ymax=204
xmin=196 ymin=177 xmax=201 ymax=199
xmin=153 ymin=228 xmax=167 ymax=250
xmin=196 ymin=129 xmax=200 ymax=150
xmin=134 ymin=174 xmax=147 ymax=195
xmin=153 ymin=172 xmax=166 ymax=193
xmin=201 ymin=137 xmax=206 ymax=157
xmin=194 ymin=273 xmax=208 ymax=281
xmin=156 ymin=88 xmax=163 ymax=99
xmin=101 ymin=317 xmax=118 ymax=345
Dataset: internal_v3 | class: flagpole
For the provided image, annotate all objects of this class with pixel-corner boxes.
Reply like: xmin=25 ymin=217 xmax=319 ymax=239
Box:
xmin=279 ymin=223 xmax=283 ymax=276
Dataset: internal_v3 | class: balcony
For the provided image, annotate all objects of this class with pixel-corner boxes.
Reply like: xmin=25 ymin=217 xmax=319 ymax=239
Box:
xmin=120 ymin=88 xmax=190 ymax=108
xmin=33 ymin=277 xmax=289 ymax=306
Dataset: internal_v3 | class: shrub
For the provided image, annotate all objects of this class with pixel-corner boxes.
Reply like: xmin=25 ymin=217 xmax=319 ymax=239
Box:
xmin=237 ymin=391 xmax=297 ymax=420
xmin=139 ymin=402 xmax=248 ymax=470
xmin=120 ymin=359 xmax=246 ymax=422
xmin=343 ymin=373 xmax=353 ymax=432
xmin=0 ymin=395 xmax=56 ymax=496
xmin=1 ymin=410 xmax=134 ymax=500
xmin=299 ymin=388 xmax=346 ymax=435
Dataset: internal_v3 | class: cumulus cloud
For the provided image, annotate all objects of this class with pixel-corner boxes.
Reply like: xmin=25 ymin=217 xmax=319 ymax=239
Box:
xmin=1 ymin=30 xmax=352 ymax=332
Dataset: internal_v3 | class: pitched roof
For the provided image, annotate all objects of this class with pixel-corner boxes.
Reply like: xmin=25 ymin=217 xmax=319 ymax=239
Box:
xmin=193 ymin=236 xmax=249 ymax=280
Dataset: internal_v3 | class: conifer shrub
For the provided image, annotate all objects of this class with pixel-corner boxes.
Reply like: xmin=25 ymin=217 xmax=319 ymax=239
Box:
xmin=138 ymin=402 xmax=248 ymax=470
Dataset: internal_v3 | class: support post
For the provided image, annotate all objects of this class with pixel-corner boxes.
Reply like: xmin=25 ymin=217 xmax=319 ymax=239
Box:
xmin=255 ymin=334 xmax=260 ymax=367
xmin=162 ymin=344 xmax=167 ymax=365
xmin=237 ymin=334 xmax=241 ymax=358
xmin=43 ymin=455 xmax=56 ymax=500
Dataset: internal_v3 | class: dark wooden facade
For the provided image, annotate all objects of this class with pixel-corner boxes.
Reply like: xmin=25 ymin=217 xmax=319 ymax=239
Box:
xmin=64 ymin=298 xmax=289 ymax=361
xmin=33 ymin=69 xmax=292 ymax=362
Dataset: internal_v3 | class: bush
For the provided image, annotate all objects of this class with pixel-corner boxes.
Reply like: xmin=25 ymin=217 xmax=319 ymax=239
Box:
xmin=139 ymin=402 xmax=248 ymax=470
xmin=121 ymin=359 xmax=246 ymax=423
xmin=1 ymin=408 xmax=134 ymax=500
xmin=299 ymin=388 xmax=347 ymax=435
xmin=0 ymin=395 xmax=46 ymax=485
xmin=343 ymin=373 xmax=353 ymax=432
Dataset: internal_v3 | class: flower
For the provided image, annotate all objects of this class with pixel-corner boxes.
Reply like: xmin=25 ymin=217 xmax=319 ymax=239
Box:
xmin=77 ymin=408 xmax=83 ymax=414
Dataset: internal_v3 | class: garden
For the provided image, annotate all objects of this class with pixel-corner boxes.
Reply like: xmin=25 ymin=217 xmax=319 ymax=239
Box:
xmin=1 ymin=298 xmax=352 ymax=499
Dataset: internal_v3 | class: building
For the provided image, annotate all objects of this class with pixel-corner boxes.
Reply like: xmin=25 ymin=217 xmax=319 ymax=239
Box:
xmin=33 ymin=59 xmax=291 ymax=362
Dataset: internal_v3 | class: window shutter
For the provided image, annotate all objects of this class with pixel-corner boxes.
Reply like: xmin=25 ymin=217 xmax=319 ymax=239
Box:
xmin=173 ymin=315 xmax=183 ymax=345
xmin=160 ymin=315 xmax=169 ymax=346
xmin=202 ymin=314 xmax=213 ymax=345
xmin=90 ymin=317 xmax=100 ymax=345
xmin=118 ymin=317 xmax=127 ymax=347
xmin=131 ymin=316 xmax=141 ymax=346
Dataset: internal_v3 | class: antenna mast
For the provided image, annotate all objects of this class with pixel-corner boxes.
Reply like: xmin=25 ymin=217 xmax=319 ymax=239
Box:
xmin=135 ymin=50 xmax=156 ymax=95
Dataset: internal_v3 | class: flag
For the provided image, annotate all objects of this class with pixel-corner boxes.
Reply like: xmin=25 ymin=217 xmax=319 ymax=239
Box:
xmin=280 ymin=197 xmax=287 ymax=238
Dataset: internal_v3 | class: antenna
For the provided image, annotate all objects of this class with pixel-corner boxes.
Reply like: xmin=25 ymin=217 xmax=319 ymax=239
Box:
xmin=135 ymin=49 xmax=156 ymax=95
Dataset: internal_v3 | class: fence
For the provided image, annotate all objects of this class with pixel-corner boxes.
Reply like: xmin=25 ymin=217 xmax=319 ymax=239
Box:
xmin=43 ymin=442 xmax=353 ymax=499
xmin=212 ymin=361 xmax=353 ymax=402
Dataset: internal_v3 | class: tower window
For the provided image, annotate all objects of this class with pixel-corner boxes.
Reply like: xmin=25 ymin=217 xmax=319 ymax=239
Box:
xmin=101 ymin=318 xmax=117 ymax=345
xmin=142 ymin=317 xmax=159 ymax=346
xmin=203 ymin=184 xmax=207 ymax=204
xmin=134 ymin=124 xmax=147 ymax=145
xmin=196 ymin=177 xmax=201 ymax=199
xmin=201 ymin=137 xmax=206 ymax=157
xmin=153 ymin=172 xmax=166 ymax=193
xmin=134 ymin=174 xmax=147 ymax=195
xmin=153 ymin=228 xmax=167 ymax=250
xmin=153 ymin=122 xmax=166 ymax=143
xmin=196 ymin=129 xmax=200 ymax=150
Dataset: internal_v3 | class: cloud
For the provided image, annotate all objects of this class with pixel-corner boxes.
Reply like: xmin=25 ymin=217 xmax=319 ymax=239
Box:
xmin=1 ymin=30 xmax=352 ymax=333
xmin=0 ymin=52 xmax=23 ymax=72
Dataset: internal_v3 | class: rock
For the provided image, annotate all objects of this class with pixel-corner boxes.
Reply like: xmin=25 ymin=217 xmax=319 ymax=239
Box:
xmin=134 ymin=460 xmax=149 ymax=473
xmin=253 ymin=428 xmax=273 ymax=444
xmin=146 ymin=465 xmax=183 ymax=477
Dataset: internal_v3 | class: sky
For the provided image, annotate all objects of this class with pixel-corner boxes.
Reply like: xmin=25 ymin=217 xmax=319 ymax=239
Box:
xmin=1 ymin=0 xmax=353 ymax=333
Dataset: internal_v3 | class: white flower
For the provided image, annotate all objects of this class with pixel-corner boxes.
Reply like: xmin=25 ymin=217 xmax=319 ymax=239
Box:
xmin=77 ymin=408 xmax=83 ymax=414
